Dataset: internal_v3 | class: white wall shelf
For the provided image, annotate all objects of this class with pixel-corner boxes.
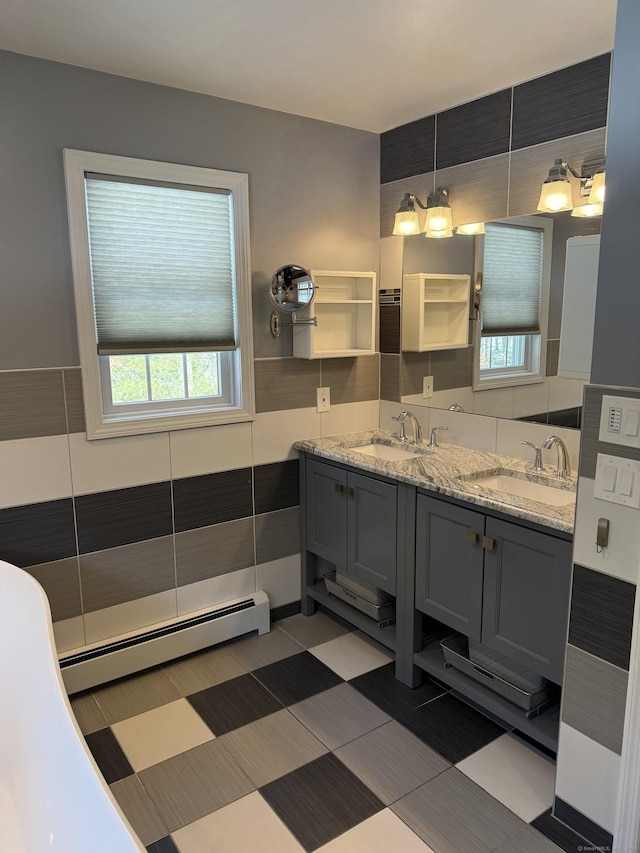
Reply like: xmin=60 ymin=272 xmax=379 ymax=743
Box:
xmin=293 ymin=270 xmax=377 ymax=359
xmin=402 ymin=273 xmax=471 ymax=352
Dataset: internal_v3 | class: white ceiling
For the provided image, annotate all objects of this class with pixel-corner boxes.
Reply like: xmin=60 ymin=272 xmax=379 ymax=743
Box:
xmin=0 ymin=0 xmax=617 ymax=133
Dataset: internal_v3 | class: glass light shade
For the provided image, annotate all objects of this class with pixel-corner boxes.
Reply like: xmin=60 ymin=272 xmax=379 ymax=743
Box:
xmin=456 ymin=222 xmax=485 ymax=235
xmin=571 ymin=202 xmax=603 ymax=218
xmin=425 ymin=205 xmax=453 ymax=232
xmin=392 ymin=210 xmax=420 ymax=236
xmin=588 ymin=171 xmax=606 ymax=204
xmin=537 ymin=179 xmax=573 ymax=213
xmin=425 ymin=228 xmax=453 ymax=239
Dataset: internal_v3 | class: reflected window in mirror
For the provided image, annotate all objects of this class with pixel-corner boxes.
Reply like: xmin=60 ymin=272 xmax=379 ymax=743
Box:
xmin=473 ymin=216 xmax=552 ymax=391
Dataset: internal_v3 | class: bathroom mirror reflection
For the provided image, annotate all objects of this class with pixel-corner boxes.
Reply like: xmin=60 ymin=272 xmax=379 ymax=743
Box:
xmin=267 ymin=264 xmax=315 ymax=312
xmin=397 ymin=211 xmax=602 ymax=428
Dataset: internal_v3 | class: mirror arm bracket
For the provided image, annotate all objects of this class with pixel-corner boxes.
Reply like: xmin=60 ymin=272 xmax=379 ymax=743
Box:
xmin=270 ymin=310 xmax=318 ymax=338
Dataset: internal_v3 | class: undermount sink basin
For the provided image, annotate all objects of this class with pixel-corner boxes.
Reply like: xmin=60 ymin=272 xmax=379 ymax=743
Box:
xmin=469 ymin=472 xmax=575 ymax=507
xmin=350 ymin=442 xmax=422 ymax=462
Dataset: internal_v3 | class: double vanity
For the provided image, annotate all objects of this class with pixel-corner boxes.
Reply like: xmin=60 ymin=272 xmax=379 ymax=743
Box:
xmin=295 ymin=428 xmax=576 ymax=751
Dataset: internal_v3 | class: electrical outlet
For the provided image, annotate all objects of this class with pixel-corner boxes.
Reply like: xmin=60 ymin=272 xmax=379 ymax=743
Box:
xmin=317 ymin=387 xmax=330 ymax=412
xmin=423 ymin=376 xmax=434 ymax=398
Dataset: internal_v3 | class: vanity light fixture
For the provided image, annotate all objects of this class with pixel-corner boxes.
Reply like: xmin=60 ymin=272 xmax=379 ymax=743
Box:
xmin=455 ymin=222 xmax=485 ymax=235
xmin=392 ymin=193 xmax=426 ymax=236
xmin=537 ymin=157 xmax=606 ymax=216
xmin=393 ymin=187 xmax=454 ymax=238
xmin=425 ymin=187 xmax=453 ymax=237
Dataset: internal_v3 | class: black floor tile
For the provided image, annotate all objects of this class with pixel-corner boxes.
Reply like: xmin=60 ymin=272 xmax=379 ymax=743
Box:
xmin=85 ymin=727 xmax=134 ymax=784
xmin=349 ymin=662 xmax=446 ymax=718
xmin=398 ymin=693 xmax=506 ymax=764
xmin=531 ymin=808 xmax=594 ymax=853
xmin=187 ymin=672 xmax=284 ymax=735
xmin=146 ymin=837 xmax=179 ymax=853
xmin=260 ymin=753 xmax=384 ymax=851
xmin=252 ymin=650 xmax=343 ymax=706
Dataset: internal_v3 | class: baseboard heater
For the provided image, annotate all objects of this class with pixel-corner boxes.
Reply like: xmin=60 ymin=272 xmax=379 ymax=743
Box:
xmin=59 ymin=591 xmax=270 ymax=695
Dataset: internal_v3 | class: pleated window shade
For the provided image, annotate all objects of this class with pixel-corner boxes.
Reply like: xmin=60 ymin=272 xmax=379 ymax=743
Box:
xmin=481 ymin=221 xmax=544 ymax=336
xmin=85 ymin=174 xmax=236 ymax=355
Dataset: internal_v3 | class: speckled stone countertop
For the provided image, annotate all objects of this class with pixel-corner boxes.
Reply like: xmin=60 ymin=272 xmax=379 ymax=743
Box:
xmin=294 ymin=430 xmax=576 ymax=534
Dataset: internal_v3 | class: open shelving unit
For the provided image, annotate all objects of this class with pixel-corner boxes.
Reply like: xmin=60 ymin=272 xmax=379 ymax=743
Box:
xmin=402 ymin=273 xmax=471 ymax=352
xmin=293 ymin=270 xmax=376 ymax=359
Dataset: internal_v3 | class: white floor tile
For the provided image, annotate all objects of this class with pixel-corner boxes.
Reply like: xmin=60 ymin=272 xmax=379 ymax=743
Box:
xmin=316 ymin=808 xmax=435 ymax=852
xmin=309 ymin=632 xmax=392 ymax=680
xmin=112 ymin=698 xmax=214 ymax=771
xmin=171 ymin=791 xmax=304 ymax=852
xmin=455 ymin=732 xmax=556 ymax=822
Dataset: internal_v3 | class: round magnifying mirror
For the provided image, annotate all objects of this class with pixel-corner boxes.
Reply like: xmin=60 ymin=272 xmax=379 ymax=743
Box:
xmin=268 ymin=265 xmax=316 ymax=312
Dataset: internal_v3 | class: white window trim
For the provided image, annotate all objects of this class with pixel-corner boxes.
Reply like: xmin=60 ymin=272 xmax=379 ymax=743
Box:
xmin=64 ymin=149 xmax=255 ymax=439
xmin=472 ymin=215 xmax=552 ymax=391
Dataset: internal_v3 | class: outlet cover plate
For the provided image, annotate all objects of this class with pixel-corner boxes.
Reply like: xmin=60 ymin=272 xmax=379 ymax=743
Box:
xmin=423 ymin=376 xmax=434 ymax=398
xmin=317 ymin=387 xmax=330 ymax=413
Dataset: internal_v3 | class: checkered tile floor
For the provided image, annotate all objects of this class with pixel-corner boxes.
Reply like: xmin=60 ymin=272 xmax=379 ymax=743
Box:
xmin=70 ymin=611 xmax=585 ymax=852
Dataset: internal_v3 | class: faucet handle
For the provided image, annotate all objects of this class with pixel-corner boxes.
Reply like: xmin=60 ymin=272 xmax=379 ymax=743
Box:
xmin=391 ymin=413 xmax=406 ymax=441
xmin=521 ymin=440 xmax=544 ymax=472
xmin=428 ymin=426 xmax=448 ymax=448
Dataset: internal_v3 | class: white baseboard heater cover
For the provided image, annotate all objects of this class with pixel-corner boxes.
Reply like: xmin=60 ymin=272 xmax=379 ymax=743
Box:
xmin=59 ymin=591 xmax=270 ymax=695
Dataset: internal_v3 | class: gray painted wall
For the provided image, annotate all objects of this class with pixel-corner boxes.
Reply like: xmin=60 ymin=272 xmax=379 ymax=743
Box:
xmin=591 ymin=0 xmax=640 ymax=386
xmin=0 ymin=50 xmax=379 ymax=369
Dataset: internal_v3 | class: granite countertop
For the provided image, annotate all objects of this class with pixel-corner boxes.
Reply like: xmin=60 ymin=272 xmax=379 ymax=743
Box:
xmin=294 ymin=430 xmax=576 ymax=534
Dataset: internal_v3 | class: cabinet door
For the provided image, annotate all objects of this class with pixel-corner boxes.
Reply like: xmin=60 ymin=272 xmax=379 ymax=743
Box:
xmin=305 ymin=459 xmax=348 ymax=566
xmin=415 ymin=495 xmax=484 ymax=639
xmin=347 ymin=471 xmax=397 ymax=595
xmin=482 ymin=517 xmax=572 ymax=684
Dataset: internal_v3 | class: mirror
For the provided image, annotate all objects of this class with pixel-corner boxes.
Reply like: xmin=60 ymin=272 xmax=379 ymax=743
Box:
xmin=398 ymin=211 xmax=601 ymax=428
xmin=268 ymin=265 xmax=315 ymax=312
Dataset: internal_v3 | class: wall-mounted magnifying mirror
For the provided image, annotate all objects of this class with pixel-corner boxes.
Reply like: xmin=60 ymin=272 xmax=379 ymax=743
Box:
xmin=268 ymin=264 xmax=317 ymax=337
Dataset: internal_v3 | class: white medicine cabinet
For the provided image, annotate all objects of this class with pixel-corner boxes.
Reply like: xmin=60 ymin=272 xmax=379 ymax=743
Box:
xmin=402 ymin=273 xmax=471 ymax=352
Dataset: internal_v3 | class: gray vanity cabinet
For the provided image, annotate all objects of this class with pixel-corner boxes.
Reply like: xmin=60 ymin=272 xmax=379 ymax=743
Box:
xmin=415 ymin=494 xmax=571 ymax=684
xmin=415 ymin=497 xmax=484 ymax=638
xmin=305 ymin=457 xmax=397 ymax=594
xmin=482 ymin=517 xmax=572 ymax=684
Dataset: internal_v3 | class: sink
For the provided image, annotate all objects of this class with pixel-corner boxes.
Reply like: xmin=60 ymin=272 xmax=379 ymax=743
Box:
xmin=469 ymin=471 xmax=575 ymax=507
xmin=350 ymin=442 xmax=422 ymax=462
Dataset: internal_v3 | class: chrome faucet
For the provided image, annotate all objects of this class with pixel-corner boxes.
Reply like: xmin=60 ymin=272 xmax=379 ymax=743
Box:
xmin=521 ymin=440 xmax=544 ymax=472
xmin=542 ymin=435 xmax=571 ymax=479
xmin=448 ymin=403 xmax=465 ymax=412
xmin=391 ymin=410 xmax=422 ymax=444
xmin=428 ymin=426 xmax=448 ymax=448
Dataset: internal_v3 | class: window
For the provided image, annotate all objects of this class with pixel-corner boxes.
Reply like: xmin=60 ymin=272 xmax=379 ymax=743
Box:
xmin=64 ymin=150 xmax=254 ymax=438
xmin=473 ymin=216 xmax=552 ymax=390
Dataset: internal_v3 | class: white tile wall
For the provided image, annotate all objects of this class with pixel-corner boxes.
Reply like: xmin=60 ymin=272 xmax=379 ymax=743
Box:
xmin=251 ymin=407 xmax=320 ymax=465
xmin=512 ymin=379 xmax=550 ymax=419
xmin=176 ymin=567 xmax=256 ymax=616
xmin=472 ymin=387 xmax=515 ymax=419
xmin=53 ymin=615 xmax=86 ymax=653
xmin=69 ymin=431 xmax=171 ymax=495
xmin=573 ymin=476 xmax=640 ymax=584
xmin=170 ymin=422 xmax=252 ymax=478
xmin=555 ymin=722 xmax=621 ymax=834
xmin=83 ymin=589 xmax=178 ymax=645
xmin=548 ymin=376 xmax=585 ymax=413
xmin=429 ymin=409 xmax=498 ymax=452
xmin=320 ymin=400 xmax=379 ymax=436
xmin=255 ymin=554 xmax=301 ymax=608
xmin=0 ymin=435 xmax=73 ymax=508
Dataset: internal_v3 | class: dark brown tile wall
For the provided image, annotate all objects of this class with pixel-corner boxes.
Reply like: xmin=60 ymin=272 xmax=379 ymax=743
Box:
xmin=380 ymin=115 xmax=436 ymax=184
xmin=568 ymin=565 xmax=635 ymax=671
xmin=172 ymin=469 xmax=253 ymax=532
xmin=0 ymin=369 xmax=68 ymax=440
xmin=435 ymin=89 xmax=512 ymax=170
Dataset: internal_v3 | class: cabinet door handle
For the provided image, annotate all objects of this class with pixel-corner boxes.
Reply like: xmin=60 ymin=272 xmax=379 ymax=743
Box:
xmin=465 ymin=530 xmax=479 ymax=544
xmin=483 ymin=536 xmax=496 ymax=551
xmin=345 ymin=486 xmax=354 ymax=497
xmin=334 ymin=483 xmax=343 ymax=494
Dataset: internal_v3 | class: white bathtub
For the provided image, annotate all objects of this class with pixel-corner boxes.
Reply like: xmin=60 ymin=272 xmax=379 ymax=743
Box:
xmin=0 ymin=559 xmax=144 ymax=852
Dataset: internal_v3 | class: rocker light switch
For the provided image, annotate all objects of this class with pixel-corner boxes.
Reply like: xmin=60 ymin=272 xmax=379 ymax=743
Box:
xmin=620 ymin=469 xmax=635 ymax=497
xmin=594 ymin=453 xmax=640 ymax=508
xmin=602 ymin=465 xmax=617 ymax=492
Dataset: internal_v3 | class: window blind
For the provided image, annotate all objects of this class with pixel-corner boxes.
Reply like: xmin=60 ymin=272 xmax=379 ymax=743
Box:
xmin=481 ymin=221 xmax=544 ymax=336
xmin=84 ymin=174 xmax=236 ymax=355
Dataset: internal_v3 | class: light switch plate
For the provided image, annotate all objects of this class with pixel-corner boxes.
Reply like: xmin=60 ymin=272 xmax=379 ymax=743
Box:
xmin=594 ymin=453 xmax=640 ymax=508
xmin=599 ymin=395 xmax=640 ymax=448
